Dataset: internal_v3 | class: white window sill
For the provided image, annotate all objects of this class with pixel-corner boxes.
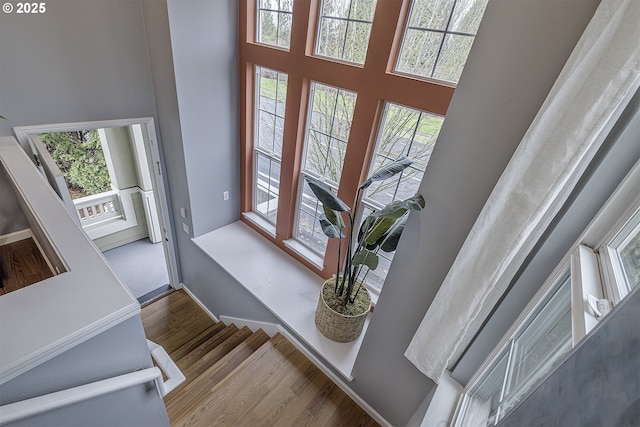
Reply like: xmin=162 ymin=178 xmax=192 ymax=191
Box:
xmin=192 ymin=221 xmax=369 ymax=380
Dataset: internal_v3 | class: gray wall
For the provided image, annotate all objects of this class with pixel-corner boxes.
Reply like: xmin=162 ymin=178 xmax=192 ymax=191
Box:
xmin=498 ymin=286 xmax=640 ymax=426
xmin=165 ymin=0 xmax=240 ymax=238
xmin=1 ymin=316 xmax=170 ymax=427
xmin=0 ymin=0 xmax=157 ymax=137
xmin=0 ymin=165 xmax=29 ymax=235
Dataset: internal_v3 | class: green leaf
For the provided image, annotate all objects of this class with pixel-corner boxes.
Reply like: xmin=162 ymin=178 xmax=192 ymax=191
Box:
xmin=372 ymin=194 xmax=425 ymax=219
xmin=319 ymin=215 xmax=345 ymax=238
xmin=364 ymin=216 xmax=398 ymax=246
xmin=0 ymin=115 xmax=7 ymax=120
xmin=359 ymin=156 xmax=412 ymax=190
xmin=323 ymin=205 xmax=345 ymax=229
xmin=379 ymin=214 xmax=408 ymax=252
xmin=305 ymin=175 xmax=350 ymax=212
xmin=352 ymin=249 xmax=379 ymax=270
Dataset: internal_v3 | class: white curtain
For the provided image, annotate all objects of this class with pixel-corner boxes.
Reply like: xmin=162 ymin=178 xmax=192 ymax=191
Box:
xmin=405 ymin=0 xmax=640 ymax=383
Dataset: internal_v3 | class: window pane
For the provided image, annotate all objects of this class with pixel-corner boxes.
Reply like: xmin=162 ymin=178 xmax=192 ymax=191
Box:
xmin=302 ymin=83 xmax=356 ymax=184
xmin=254 ymin=67 xmax=288 ymax=225
xmin=504 ymin=275 xmax=572 ymax=411
xmin=295 ymin=82 xmax=356 ymax=254
xmin=296 ymin=180 xmax=330 ymax=253
xmin=464 ymin=272 xmax=573 ymax=426
xmin=255 ymin=154 xmax=281 ymax=224
xmin=365 ymin=103 xmax=443 ymax=207
xmin=359 ymin=103 xmax=443 ymax=290
xmin=432 ymin=33 xmax=475 ymax=83
xmin=257 ymin=0 xmax=293 ymax=49
xmin=620 ymin=229 xmax=640 ymax=290
xmin=408 ymin=0 xmax=455 ymax=30
xmin=610 ymin=209 xmax=640 ymax=294
xmin=315 ymin=0 xmax=378 ymax=65
xmin=396 ymin=0 xmax=488 ymax=83
xmin=464 ymin=348 xmax=510 ymax=427
xmin=396 ymin=29 xmax=443 ymax=79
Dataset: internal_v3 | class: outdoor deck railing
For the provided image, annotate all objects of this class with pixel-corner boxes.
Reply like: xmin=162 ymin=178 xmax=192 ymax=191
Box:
xmin=73 ymin=190 xmax=122 ymax=226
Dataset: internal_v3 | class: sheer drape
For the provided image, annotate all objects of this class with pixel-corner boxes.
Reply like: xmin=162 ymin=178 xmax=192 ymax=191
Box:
xmin=405 ymin=0 xmax=640 ymax=383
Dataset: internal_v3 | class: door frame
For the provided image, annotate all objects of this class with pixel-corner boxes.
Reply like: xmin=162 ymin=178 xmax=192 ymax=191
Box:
xmin=13 ymin=117 xmax=180 ymax=291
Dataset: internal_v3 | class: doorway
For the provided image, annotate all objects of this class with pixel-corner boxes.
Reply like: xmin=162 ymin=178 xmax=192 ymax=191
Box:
xmin=14 ymin=118 xmax=179 ymax=303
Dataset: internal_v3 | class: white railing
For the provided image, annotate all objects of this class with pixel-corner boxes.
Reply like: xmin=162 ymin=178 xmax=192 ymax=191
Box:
xmin=0 ymin=340 xmax=185 ymax=424
xmin=0 ymin=368 xmax=162 ymax=425
xmin=73 ymin=190 xmax=122 ymax=226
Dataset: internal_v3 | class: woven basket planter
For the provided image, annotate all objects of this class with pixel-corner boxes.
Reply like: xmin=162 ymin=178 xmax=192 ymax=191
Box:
xmin=315 ymin=279 xmax=371 ymax=343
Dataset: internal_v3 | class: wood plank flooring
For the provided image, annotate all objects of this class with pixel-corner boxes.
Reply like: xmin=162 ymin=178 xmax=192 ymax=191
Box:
xmin=141 ymin=291 xmax=379 ymax=427
xmin=0 ymin=238 xmax=53 ymax=296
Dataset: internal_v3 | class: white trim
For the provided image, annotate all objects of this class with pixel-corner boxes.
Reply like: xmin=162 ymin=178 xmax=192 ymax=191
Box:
xmin=242 ymin=211 xmax=277 ymax=238
xmin=180 ymin=284 xmax=219 ymax=323
xmin=218 ymin=316 xmax=280 ymax=337
xmin=0 ymin=367 xmax=162 ymax=425
xmin=0 ymin=304 xmax=140 ymax=385
xmin=13 ymin=117 xmax=180 ymax=292
xmin=283 ymin=237 xmax=324 ymax=270
xmin=571 ymin=245 xmax=603 ymax=345
xmin=0 ymin=229 xmax=32 ymax=246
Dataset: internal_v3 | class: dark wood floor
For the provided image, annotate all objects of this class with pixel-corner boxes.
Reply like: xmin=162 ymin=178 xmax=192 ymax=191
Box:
xmin=141 ymin=291 xmax=379 ymax=427
xmin=0 ymin=238 xmax=53 ymax=296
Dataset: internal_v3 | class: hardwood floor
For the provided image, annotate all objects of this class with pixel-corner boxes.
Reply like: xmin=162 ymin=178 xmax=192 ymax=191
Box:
xmin=0 ymin=238 xmax=53 ymax=296
xmin=141 ymin=291 xmax=379 ymax=427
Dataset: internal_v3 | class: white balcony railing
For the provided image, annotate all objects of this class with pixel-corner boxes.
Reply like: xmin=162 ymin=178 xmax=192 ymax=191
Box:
xmin=73 ymin=190 xmax=122 ymax=226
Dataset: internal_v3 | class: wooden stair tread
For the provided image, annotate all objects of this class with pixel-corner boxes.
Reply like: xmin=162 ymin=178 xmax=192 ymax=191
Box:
xmin=166 ymin=329 xmax=271 ymax=422
xmin=170 ymin=322 xmax=226 ymax=361
xmin=172 ymin=334 xmax=375 ymax=427
xmin=141 ymin=291 xmax=379 ymax=427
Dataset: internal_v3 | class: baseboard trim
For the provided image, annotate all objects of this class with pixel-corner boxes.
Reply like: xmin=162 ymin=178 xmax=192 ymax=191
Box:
xmin=180 ymin=283 xmax=219 ymax=323
xmin=0 ymin=229 xmax=32 ymax=246
xmin=218 ymin=315 xmax=281 ymax=337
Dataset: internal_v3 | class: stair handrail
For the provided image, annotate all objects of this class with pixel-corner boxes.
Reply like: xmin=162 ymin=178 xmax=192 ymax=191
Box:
xmin=0 ymin=367 xmax=162 ymax=425
xmin=147 ymin=340 xmax=186 ymax=396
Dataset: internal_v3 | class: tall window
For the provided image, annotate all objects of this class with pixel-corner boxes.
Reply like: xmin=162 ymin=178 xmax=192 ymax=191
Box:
xmin=254 ymin=67 xmax=288 ymax=227
xmin=295 ymin=83 xmax=357 ymax=254
xmin=240 ymin=0 xmax=486 ymax=289
xmin=396 ymin=0 xmax=489 ymax=83
xmin=362 ymin=103 xmax=443 ymax=290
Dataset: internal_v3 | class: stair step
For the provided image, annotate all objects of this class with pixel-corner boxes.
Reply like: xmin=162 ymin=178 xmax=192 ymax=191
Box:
xmin=142 ymin=292 xmax=213 ymax=353
xmin=172 ymin=334 xmax=294 ymax=427
xmin=166 ymin=329 xmax=271 ymax=423
xmin=170 ymin=322 xmax=225 ymax=361
xmin=165 ymin=326 xmax=253 ymax=406
xmin=175 ymin=324 xmax=239 ymax=375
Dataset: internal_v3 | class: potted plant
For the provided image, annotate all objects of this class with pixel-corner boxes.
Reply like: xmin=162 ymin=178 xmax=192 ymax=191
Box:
xmin=306 ymin=156 xmax=425 ymax=342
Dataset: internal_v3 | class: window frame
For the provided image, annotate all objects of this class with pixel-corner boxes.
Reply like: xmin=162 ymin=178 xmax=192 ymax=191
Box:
xmin=239 ymin=0 xmax=479 ymax=289
xmin=454 ymin=158 xmax=640 ymax=426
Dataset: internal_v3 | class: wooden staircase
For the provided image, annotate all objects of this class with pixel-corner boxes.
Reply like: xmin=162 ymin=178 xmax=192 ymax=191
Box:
xmin=141 ymin=291 xmax=379 ymax=427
